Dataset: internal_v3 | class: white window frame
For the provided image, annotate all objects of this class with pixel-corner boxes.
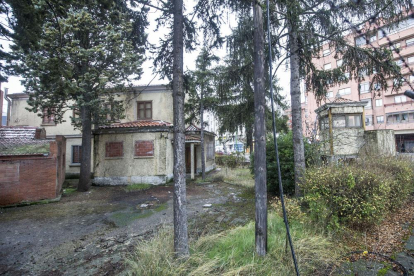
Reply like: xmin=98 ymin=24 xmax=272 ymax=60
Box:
xmin=338 ymin=87 xmax=351 ymax=95
xmin=323 ymin=49 xmax=330 ymax=56
xmin=369 ymin=35 xmax=377 ymax=42
xmin=324 ymin=63 xmax=332 ymax=70
xmin=375 ymin=99 xmax=383 ymax=107
xmin=336 ymin=59 xmax=343 ymax=67
xmin=376 ymin=116 xmax=384 ymax=124
xmin=406 ymin=38 xmax=414 ymax=47
xmin=395 ymin=95 xmax=407 ymax=103
xmin=362 ymin=99 xmax=372 ymax=109
xmin=326 ymin=91 xmax=333 ymax=98
xmin=360 ymin=82 xmax=370 ymax=94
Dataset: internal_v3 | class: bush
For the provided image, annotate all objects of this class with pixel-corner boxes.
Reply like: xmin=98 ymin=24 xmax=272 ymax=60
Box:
xmin=301 ymin=155 xmax=414 ymax=229
xmin=215 ymin=153 xmax=243 ymax=168
xmin=250 ymin=132 xmax=318 ymax=196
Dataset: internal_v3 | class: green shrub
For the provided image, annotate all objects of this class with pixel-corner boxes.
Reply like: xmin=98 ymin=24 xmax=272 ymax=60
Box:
xmin=250 ymin=132 xmax=319 ymax=195
xmin=302 ymin=155 xmax=414 ymax=229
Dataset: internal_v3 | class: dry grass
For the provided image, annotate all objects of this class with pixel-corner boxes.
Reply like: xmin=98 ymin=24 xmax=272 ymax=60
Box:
xmin=126 ymin=213 xmax=341 ymax=276
xmin=213 ymin=167 xmax=254 ymax=188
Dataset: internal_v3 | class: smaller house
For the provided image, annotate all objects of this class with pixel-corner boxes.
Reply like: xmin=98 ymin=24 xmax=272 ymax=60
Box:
xmin=92 ymin=122 xmax=215 ymax=185
xmin=316 ymin=97 xmax=395 ymax=162
xmin=0 ymin=127 xmax=66 ymax=206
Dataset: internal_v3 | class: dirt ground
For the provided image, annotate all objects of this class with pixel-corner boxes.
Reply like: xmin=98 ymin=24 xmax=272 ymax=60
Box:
xmin=0 ymin=181 xmax=254 ymax=276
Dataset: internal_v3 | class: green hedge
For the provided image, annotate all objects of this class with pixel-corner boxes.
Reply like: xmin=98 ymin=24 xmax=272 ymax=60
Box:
xmin=215 ymin=154 xmax=244 ymax=168
xmin=302 ymin=155 xmax=414 ymax=229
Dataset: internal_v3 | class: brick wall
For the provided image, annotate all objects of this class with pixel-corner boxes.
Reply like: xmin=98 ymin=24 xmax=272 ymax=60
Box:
xmin=135 ymin=140 xmax=154 ymax=157
xmin=0 ymin=136 xmax=66 ymax=206
xmin=105 ymin=141 xmax=123 ymax=158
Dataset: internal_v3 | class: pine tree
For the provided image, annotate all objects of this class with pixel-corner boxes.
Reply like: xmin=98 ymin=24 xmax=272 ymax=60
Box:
xmin=12 ymin=0 xmax=148 ymax=192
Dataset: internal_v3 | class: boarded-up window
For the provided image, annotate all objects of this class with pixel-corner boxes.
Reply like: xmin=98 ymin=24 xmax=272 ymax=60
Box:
xmin=135 ymin=140 xmax=154 ymax=157
xmin=137 ymin=101 xmax=152 ymax=120
xmin=72 ymin=145 xmax=82 ymax=164
xmin=106 ymin=142 xmax=123 ymax=158
xmin=0 ymin=163 xmax=19 ymax=182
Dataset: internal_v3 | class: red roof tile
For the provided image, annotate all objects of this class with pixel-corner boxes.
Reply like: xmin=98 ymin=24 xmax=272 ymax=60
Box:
xmin=100 ymin=120 xmax=172 ymax=129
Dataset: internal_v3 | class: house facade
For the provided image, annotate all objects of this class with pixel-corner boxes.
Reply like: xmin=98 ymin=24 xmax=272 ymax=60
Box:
xmin=6 ymin=85 xmax=216 ymax=185
xmin=285 ymin=14 xmax=414 ymax=153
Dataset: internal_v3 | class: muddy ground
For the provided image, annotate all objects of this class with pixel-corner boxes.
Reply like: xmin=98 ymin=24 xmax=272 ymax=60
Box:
xmin=0 ymin=180 xmax=254 ymax=276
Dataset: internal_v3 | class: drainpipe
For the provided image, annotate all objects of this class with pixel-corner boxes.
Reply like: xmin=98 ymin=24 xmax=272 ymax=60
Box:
xmin=5 ymin=88 xmax=11 ymax=126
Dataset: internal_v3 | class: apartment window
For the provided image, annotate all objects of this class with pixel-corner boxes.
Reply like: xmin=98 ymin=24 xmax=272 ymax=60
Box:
xmin=137 ymin=101 xmax=152 ymax=120
xmin=406 ymin=38 xmax=414 ymax=47
xmin=410 ymin=75 xmax=414 ymax=83
xmin=105 ymin=142 xmax=123 ymax=158
xmin=42 ymin=108 xmax=56 ymax=125
xmin=134 ymin=140 xmax=154 ymax=157
xmin=361 ymin=99 xmax=372 ymax=109
xmin=375 ymin=99 xmax=383 ymax=107
xmin=396 ymin=59 xmax=404 ymax=67
xmin=395 ymin=95 xmax=407 ymax=103
xmin=377 ymin=116 xmax=384 ymax=124
xmin=323 ymin=49 xmax=330 ymax=56
xmin=408 ymin=56 xmax=414 ymax=64
xmin=365 ymin=115 xmax=373 ymax=126
xmin=360 ymin=82 xmax=370 ymax=94
xmin=326 ymin=91 xmax=333 ymax=98
xmin=374 ymin=83 xmax=381 ymax=90
xmin=336 ymin=59 xmax=343 ymax=67
xmin=355 ymin=36 xmax=366 ymax=46
xmin=72 ymin=145 xmax=82 ymax=164
xmin=369 ymin=35 xmax=377 ymax=42
xmin=344 ymin=72 xmax=350 ymax=79
xmin=390 ymin=43 xmax=401 ymax=51
xmin=324 ymin=63 xmax=331 ymax=70
xmin=358 ymin=69 xmax=367 ymax=77
xmin=338 ymin=87 xmax=351 ymax=95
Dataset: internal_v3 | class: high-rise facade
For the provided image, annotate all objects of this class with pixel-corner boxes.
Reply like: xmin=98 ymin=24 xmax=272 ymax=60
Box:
xmin=287 ymin=16 xmax=414 ymax=153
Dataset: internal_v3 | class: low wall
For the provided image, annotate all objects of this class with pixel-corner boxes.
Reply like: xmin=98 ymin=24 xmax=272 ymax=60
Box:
xmin=0 ymin=137 xmax=66 ymax=206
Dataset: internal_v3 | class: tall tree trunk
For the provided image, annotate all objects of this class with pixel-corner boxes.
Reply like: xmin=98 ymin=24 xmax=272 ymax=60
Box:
xmin=253 ymin=0 xmax=267 ymax=256
xmin=288 ymin=18 xmax=305 ymax=197
xmin=78 ymin=104 xmax=92 ymax=192
xmin=172 ymin=0 xmax=189 ymax=257
xmin=200 ymin=86 xmax=205 ymax=180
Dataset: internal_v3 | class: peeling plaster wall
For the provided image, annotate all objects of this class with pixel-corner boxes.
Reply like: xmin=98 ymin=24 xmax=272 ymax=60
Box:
xmin=93 ymin=131 xmax=173 ymax=185
xmin=361 ymin=130 xmax=396 ymax=156
xmin=117 ymin=88 xmax=174 ymax=123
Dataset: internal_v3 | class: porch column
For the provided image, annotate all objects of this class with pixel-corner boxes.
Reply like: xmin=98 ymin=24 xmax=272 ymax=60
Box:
xmin=191 ymin=143 xmax=195 ymax=179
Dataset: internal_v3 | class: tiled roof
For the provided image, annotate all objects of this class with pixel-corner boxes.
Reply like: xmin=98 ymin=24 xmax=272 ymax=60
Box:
xmin=186 ymin=125 xmax=200 ymax=131
xmin=0 ymin=126 xmax=37 ymax=140
xmin=100 ymin=120 xmax=172 ymax=129
xmin=328 ymin=97 xmax=357 ymax=104
xmin=0 ymin=127 xmax=50 ymax=156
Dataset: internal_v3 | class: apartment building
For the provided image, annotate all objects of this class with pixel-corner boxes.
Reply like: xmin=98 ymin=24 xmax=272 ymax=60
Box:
xmin=288 ymin=15 xmax=414 ymax=153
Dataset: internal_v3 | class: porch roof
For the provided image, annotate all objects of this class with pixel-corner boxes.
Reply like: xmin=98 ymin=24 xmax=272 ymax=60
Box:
xmin=99 ymin=120 xmax=172 ymax=129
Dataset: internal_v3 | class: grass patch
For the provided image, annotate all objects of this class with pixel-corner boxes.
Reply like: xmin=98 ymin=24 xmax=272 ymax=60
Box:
xmin=63 ymin=188 xmax=77 ymax=195
xmin=127 ymin=212 xmax=341 ymax=275
xmin=124 ymin=183 xmax=152 ymax=192
xmin=154 ymin=203 xmax=168 ymax=212
xmin=214 ymin=167 xmax=254 ymax=188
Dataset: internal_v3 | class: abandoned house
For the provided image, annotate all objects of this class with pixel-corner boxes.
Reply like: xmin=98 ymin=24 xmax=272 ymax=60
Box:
xmin=4 ymin=85 xmax=216 ymax=185
xmin=0 ymin=127 xmax=66 ymax=206
xmin=316 ymin=97 xmax=396 ymax=162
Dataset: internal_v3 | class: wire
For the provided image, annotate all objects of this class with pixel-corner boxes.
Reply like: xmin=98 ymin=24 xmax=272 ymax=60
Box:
xmin=266 ymin=1 xmax=300 ymax=275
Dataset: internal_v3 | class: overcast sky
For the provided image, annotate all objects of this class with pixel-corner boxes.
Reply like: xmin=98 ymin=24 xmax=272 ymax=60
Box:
xmin=2 ymin=4 xmax=291 ymax=115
